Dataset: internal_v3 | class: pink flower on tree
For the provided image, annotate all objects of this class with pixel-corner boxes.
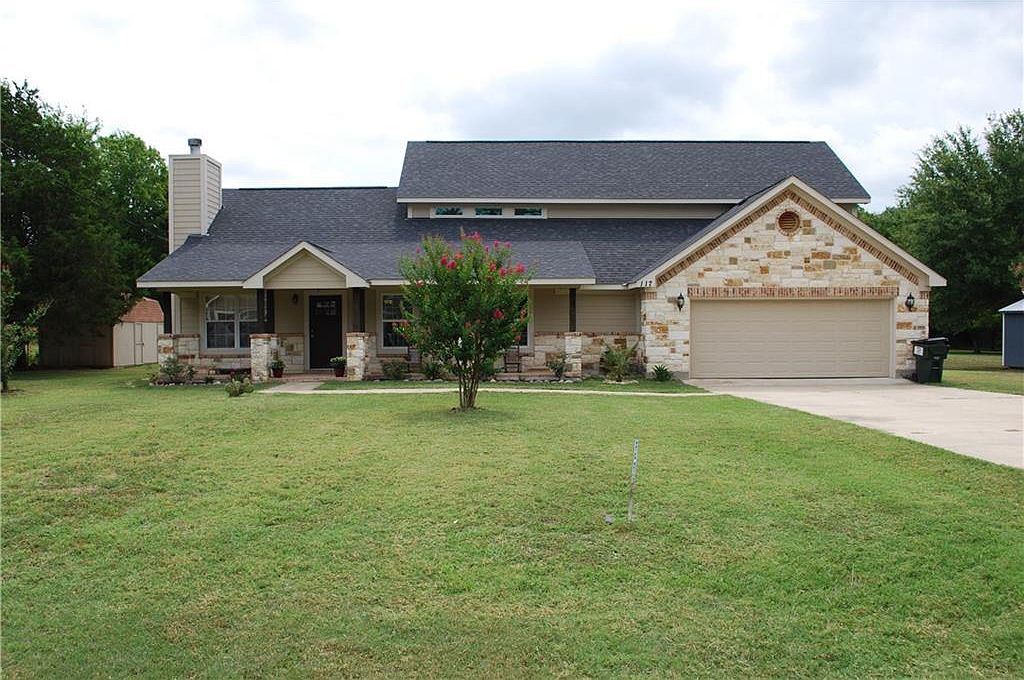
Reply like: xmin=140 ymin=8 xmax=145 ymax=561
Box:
xmin=514 ymin=263 xmax=525 ymax=274
xmin=447 ymin=260 xmax=458 ymax=270
xmin=440 ymin=255 xmax=449 ymax=266
xmin=499 ymin=267 xmax=508 ymax=276
xmin=488 ymin=261 xmax=497 ymax=272
xmin=493 ymin=308 xmax=505 ymax=320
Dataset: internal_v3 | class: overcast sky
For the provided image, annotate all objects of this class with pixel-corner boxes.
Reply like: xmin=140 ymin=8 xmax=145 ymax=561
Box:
xmin=2 ymin=0 xmax=1021 ymax=208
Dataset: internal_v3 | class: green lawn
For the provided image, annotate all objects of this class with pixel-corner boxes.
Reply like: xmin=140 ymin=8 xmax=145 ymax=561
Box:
xmin=317 ymin=376 xmax=703 ymax=393
xmin=3 ymin=368 xmax=1022 ymax=677
xmin=941 ymin=350 xmax=1024 ymax=395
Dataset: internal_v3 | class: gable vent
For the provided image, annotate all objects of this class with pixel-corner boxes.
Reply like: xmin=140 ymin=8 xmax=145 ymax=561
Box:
xmin=777 ymin=210 xmax=800 ymax=235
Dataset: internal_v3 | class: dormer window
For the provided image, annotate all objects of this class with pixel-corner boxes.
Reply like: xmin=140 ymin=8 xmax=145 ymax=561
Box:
xmin=475 ymin=207 xmax=503 ymax=217
xmin=434 ymin=206 xmax=463 ymax=216
xmin=513 ymin=207 xmax=543 ymax=217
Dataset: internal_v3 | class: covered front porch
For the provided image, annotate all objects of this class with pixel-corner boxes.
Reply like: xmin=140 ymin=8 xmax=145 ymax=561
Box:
xmin=154 ymin=241 xmax=645 ymax=382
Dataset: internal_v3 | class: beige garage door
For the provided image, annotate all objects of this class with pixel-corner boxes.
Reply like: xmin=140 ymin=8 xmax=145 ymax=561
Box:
xmin=691 ymin=299 xmax=892 ymax=378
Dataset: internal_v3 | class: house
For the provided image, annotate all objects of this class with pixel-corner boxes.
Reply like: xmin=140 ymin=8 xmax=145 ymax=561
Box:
xmin=138 ymin=138 xmax=945 ymax=382
xmin=39 ymin=297 xmax=165 ymax=368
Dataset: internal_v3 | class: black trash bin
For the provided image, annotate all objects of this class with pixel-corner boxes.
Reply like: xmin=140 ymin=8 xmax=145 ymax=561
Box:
xmin=910 ymin=337 xmax=949 ymax=383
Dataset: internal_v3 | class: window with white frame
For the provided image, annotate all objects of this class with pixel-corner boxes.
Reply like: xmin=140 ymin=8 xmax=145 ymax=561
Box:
xmin=204 ymin=294 xmax=258 ymax=350
xmin=474 ymin=206 xmax=502 ymax=216
xmin=433 ymin=206 xmax=463 ymax=216
xmin=513 ymin=207 xmax=543 ymax=217
xmin=381 ymin=294 xmax=407 ymax=348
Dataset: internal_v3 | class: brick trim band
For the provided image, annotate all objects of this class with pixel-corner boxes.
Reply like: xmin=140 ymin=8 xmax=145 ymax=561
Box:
xmin=687 ymin=286 xmax=899 ymax=300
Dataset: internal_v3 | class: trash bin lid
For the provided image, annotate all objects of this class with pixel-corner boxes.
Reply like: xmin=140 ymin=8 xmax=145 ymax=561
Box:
xmin=911 ymin=337 xmax=949 ymax=346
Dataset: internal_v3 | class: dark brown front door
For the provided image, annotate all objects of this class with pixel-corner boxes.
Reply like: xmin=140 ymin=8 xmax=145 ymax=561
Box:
xmin=309 ymin=295 xmax=342 ymax=369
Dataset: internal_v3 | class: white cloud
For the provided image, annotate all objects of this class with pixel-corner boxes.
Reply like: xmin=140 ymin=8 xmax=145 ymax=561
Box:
xmin=2 ymin=0 xmax=1020 ymax=207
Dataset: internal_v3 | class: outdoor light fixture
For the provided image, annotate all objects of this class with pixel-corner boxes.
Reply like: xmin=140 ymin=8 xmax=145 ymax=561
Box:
xmin=676 ymin=293 xmax=686 ymax=310
xmin=291 ymin=293 xmax=299 ymax=305
xmin=905 ymin=292 xmax=916 ymax=311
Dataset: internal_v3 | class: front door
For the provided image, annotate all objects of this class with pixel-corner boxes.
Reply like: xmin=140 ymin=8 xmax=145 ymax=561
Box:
xmin=308 ymin=295 xmax=343 ymax=369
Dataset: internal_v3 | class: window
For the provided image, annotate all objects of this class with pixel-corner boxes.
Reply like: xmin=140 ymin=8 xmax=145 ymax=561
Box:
xmin=205 ymin=294 xmax=258 ymax=350
xmin=513 ymin=207 xmax=543 ymax=217
xmin=475 ymin=207 xmax=503 ymax=217
xmin=381 ymin=294 xmax=407 ymax=348
xmin=433 ymin=206 xmax=463 ymax=216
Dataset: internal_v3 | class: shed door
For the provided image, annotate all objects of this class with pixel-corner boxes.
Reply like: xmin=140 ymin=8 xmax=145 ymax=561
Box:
xmin=690 ymin=299 xmax=892 ymax=378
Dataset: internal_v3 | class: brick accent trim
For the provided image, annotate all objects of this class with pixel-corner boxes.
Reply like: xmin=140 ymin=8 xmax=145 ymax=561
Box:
xmin=786 ymin=192 xmax=920 ymax=285
xmin=655 ymin=189 xmax=921 ymax=286
xmin=918 ymin=290 xmax=930 ymax=300
xmin=687 ymin=286 xmax=899 ymax=300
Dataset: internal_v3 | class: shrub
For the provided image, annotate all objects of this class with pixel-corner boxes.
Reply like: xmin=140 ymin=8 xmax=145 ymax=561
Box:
xmin=329 ymin=356 xmax=347 ymax=369
xmin=545 ymin=352 xmax=567 ymax=379
xmin=154 ymin=357 xmax=195 ymax=385
xmin=421 ymin=359 xmax=445 ymax=380
xmin=382 ymin=359 xmax=408 ymax=380
xmin=225 ymin=376 xmax=254 ymax=397
xmin=600 ymin=342 xmax=639 ymax=382
xmin=652 ymin=364 xmax=673 ymax=382
xmin=399 ymin=232 xmax=531 ymax=410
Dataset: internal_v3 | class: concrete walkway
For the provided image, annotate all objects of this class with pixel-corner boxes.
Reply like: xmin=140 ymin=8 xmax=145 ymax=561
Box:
xmin=262 ymin=382 xmax=716 ymax=398
xmin=690 ymin=378 xmax=1024 ymax=468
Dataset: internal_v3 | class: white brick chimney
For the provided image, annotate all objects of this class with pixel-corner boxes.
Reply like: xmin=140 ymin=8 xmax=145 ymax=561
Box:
xmin=167 ymin=138 xmax=222 ymax=253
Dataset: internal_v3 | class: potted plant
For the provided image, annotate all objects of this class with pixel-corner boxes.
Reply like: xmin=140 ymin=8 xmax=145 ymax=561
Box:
xmin=329 ymin=356 xmax=347 ymax=377
xmin=269 ymin=358 xmax=285 ymax=378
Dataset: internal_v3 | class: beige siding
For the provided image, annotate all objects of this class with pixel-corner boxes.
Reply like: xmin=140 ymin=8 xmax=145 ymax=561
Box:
xmin=545 ymin=204 xmax=724 ymax=219
xmin=170 ymin=156 xmax=202 ymax=251
xmin=532 ymin=288 xmax=569 ymax=333
xmin=273 ymin=290 xmax=304 ymax=332
xmin=265 ymin=252 xmax=346 ymax=289
xmin=203 ymin=157 xmax=222 ymax=230
xmin=578 ymin=291 xmax=639 ymax=333
xmin=179 ymin=295 xmax=201 ymax=334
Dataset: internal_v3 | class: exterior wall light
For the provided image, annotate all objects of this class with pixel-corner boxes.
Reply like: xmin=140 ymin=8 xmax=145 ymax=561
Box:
xmin=676 ymin=293 xmax=686 ymax=310
xmin=905 ymin=292 xmax=916 ymax=311
xmin=291 ymin=293 xmax=300 ymax=305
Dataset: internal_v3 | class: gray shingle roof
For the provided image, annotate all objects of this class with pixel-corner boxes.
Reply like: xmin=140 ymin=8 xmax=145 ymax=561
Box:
xmin=397 ymin=141 xmax=870 ymax=201
xmin=138 ymin=187 xmax=711 ymax=285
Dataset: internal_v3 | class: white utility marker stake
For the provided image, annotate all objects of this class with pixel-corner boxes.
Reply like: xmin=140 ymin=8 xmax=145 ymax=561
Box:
xmin=627 ymin=438 xmax=639 ymax=522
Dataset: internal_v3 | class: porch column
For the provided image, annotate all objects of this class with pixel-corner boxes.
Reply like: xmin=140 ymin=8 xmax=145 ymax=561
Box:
xmin=568 ymin=288 xmax=577 ymax=332
xmin=250 ymin=333 xmax=278 ymax=383
xmin=256 ymin=290 xmax=266 ymax=333
xmin=353 ymin=288 xmax=366 ymax=332
xmin=564 ymin=331 xmax=583 ymax=378
xmin=345 ymin=332 xmax=368 ymax=380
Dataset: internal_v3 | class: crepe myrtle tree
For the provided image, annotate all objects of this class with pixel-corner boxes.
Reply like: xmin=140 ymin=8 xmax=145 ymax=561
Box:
xmin=399 ymin=232 xmax=531 ymax=410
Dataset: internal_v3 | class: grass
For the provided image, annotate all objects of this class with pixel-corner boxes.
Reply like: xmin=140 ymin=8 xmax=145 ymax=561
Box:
xmin=940 ymin=350 xmax=1024 ymax=395
xmin=317 ymin=376 xmax=703 ymax=393
xmin=3 ymin=367 xmax=1022 ymax=677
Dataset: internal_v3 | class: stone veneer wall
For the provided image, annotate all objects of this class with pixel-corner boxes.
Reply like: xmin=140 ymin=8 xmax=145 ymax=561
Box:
xmin=345 ymin=332 xmax=381 ymax=380
xmin=642 ymin=189 xmax=929 ymax=377
xmin=276 ymin=333 xmax=305 ymax=373
xmin=526 ymin=332 xmax=640 ymax=376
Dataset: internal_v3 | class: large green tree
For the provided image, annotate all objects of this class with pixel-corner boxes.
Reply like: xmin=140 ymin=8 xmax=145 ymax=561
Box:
xmin=1 ymin=81 xmax=167 ymax=338
xmin=860 ymin=111 xmax=1024 ymax=346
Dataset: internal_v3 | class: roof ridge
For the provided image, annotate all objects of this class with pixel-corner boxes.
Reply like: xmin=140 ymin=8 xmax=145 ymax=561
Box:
xmin=228 ymin=186 xmax=394 ymax=191
xmin=414 ymin=140 xmax=822 ymax=145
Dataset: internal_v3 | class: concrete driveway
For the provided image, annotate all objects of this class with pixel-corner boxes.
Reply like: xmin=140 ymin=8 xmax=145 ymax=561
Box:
xmin=689 ymin=378 xmax=1024 ymax=468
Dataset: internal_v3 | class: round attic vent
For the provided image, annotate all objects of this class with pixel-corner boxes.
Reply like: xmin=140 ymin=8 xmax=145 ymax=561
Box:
xmin=777 ymin=210 xmax=800 ymax=235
